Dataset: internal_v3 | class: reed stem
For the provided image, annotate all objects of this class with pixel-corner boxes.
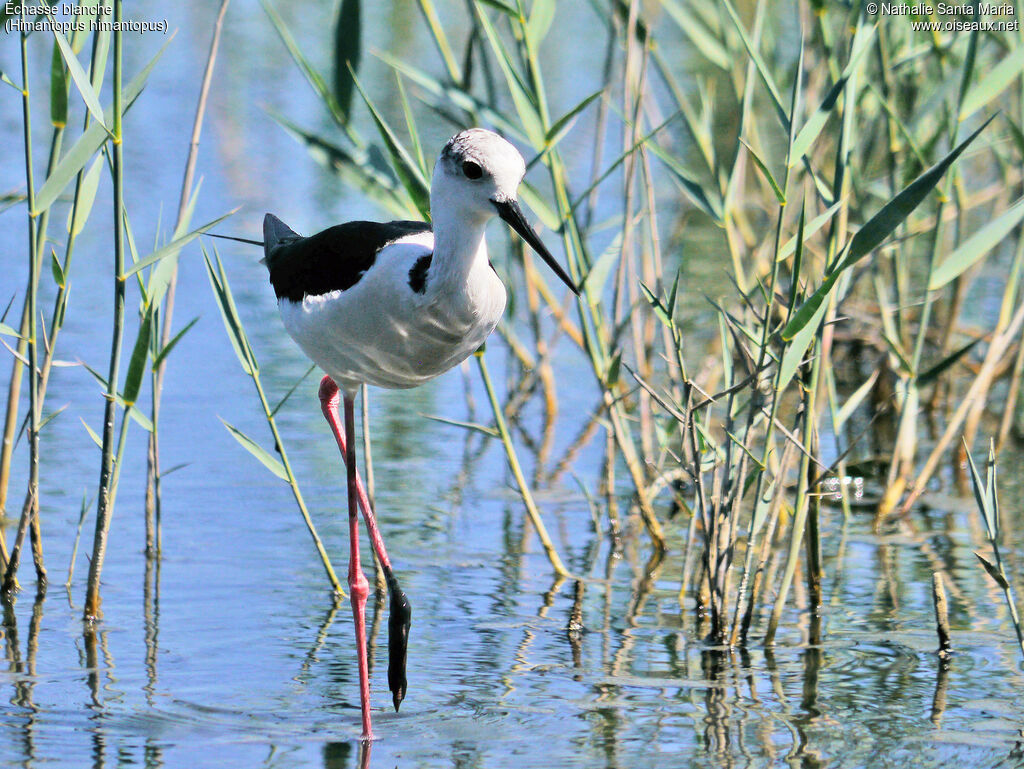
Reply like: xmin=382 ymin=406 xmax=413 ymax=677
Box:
xmin=84 ymin=0 xmax=126 ymax=620
xmin=147 ymin=0 xmax=231 ymax=551
xmin=2 ymin=13 xmax=42 ymax=594
xmin=476 ymin=351 xmax=569 ymax=578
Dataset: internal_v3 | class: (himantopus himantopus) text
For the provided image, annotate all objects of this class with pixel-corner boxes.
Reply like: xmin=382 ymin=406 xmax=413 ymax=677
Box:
xmin=261 ymin=128 xmax=579 ymax=739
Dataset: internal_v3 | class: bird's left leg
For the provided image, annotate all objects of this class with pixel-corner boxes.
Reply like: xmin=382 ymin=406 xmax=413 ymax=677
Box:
xmin=319 ymin=376 xmax=411 ymax=712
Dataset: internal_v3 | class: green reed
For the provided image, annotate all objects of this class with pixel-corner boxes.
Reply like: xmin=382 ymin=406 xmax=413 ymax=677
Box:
xmin=0 ymin=0 xmax=229 ymax=614
xmin=82 ymin=0 xmax=126 ymax=620
xmin=2 ymin=7 xmax=44 ymax=595
xmin=966 ymin=441 xmax=1024 ymax=661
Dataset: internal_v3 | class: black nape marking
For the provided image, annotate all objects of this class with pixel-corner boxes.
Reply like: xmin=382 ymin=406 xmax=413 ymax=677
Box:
xmin=408 ymin=254 xmax=432 ymax=294
xmin=264 ymin=220 xmax=431 ymax=302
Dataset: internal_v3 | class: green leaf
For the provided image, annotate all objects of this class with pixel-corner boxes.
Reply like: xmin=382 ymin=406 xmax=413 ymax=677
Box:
xmin=787 ymin=199 xmax=806 ymax=310
xmin=80 ymin=417 xmax=103 ymax=449
xmin=960 ymin=46 xmax=1024 ymax=122
xmin=33 ymin=35 xmax=173 ymax=215
xmin=159 ymin=462 xmax=191 ymax=479
xmin=740 ymin=139 xmax=785 ymax=204
xmin=718 ymin=0 xmax=789 ymax=132
xmin=929 ymin=197 xmax=1024 ymax=290
xmin=789 ymin=76 xmax=847 ymax=164
xmin=660 ymin=0 xmax=730 ymax=70
xmin=606 ymin=349 xmax=623 ymax=387
xmin=639 ymin=281 xmax=673 ymax=329
xmin=262 ymin=0 xmax=343 ymax=124
xmin=79 ymin=361 xmax=155 ymax=431
xmin=349 ymin=68 xmax=431 ymax=218
xmin=147 ymin=180 xmax=203 ymax=311
xmin=517 ymin=182 xmax=560 ymax=232
xmin=37 ymin=404 xmax=68 ymax=432
xmin=545 ymin=88 xmax=603 ymax=147
xmin=152 ymin=316 xmax=199 ymax=369
xmin=122 ymin=311 xmax=152 ymax=406
xmin=751 ymin=478 xmax=775 ymax=535
xmin=51 ymin=23 xmax=106 ymax=129
xmin=417 ymin=0 xmax=464 ymax=80
xmin=269 ymin=111 xmax=413 ymax=218
xmin=789 ymin=23 xmax=874 ymax=165
xmin=122 ymin=209 xmax=238 ymax=278
xmin=777 ymin=292 xmax=825 ymax=391
xmin=985 ymin=441 xmax=999 ymax=534
xmin=834 ymin=369 xmax=879 ymax=430
xmin=783 ymin=116 xmax=995 ymax=341
xmin=881 ymin=330 xmax=913 ymax=376
xmin=777 ymin=200 xmax=842 ymax=261
xmin=220 ymin=418 xmax=288 ymax=481
xmin=270 ymin=363 xmax=317 ymax=417
xmin=332 ymin=0 xmax=361 ymax=123
xmin=89 ymin=14 xmax=110 ymax=92
xmin=840 ymin=115 xmax=995 ymax=273
xmin=644 ymin=134 xmax=722 ymax=222
xmin=373 ymin=50 xmax=518 ymax=139
xmin=66 ymin=155 xmax=103 ymax=236
xmin=582 ymin=231 xmax=623 ymax=298
xmin=49 ymin=38 xmax=68 ymax=127
xmin=1 ymin=294 xmax=15 ymax=325
xmin=203 ymin=249 xmax=253 ymax=376
xmin=964 ymin=441 xmax=995 ymax=539
xmin=420 ymin=414 xmax=499 ymax=438
xmin=781 ymin=269 xmax=838 ymax=341
xmin=476 ymin=0 xmax=518 ymax=14
xmin=726 ymin=429 xmax=766 ymax=470
xmin=975 ymin=552 xmax=1009 ymax=590
xmin=50 ymin=249 xmax=65 ymax=288
xmin=475 ymin=5 xmax=546 ymax=149
xmin=1005 ymin=114 xmax=1024 ymax=159
xmin=667 ymin=269 xmax=680 ymax=318
xmin=395 ymin=75 xmax=426 ymax=176
xmin=917 ymin=337 xmax=982 ymax=386
xmin=526 ymin=0 xmax=556 ymax=46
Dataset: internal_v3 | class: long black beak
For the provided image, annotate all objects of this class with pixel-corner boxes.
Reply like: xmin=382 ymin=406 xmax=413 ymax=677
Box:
xmin=493 ymin=198 xmax=579 ymax=295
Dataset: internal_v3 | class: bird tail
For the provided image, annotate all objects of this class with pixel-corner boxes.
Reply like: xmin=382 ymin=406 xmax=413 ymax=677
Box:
xmin=262 ymin=213 xmax=300 ymax=265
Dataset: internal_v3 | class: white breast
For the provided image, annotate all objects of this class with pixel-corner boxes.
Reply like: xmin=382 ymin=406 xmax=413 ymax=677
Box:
xmin=278 ymin=232 xmax=506 ymax=392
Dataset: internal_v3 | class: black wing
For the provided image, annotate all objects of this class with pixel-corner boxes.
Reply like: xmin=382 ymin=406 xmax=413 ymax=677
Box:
xmin=265 ymin=219 xmax=432 ymax=302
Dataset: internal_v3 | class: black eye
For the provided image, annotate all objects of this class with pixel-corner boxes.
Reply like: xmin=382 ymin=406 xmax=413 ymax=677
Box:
xmin=462 ymin=161 xmax=483 ymax=180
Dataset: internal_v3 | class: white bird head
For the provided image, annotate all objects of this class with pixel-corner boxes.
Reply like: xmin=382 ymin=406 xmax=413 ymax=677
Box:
xmin=433 ymin=128 xmax=526 ymax=220
xmin=431 ymin=128 xmax=578 ymax=294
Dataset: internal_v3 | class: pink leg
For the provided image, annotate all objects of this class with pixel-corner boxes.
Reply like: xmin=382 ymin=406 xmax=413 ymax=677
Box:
xmin=319 ymin=377 xmax=411 ymax=722
xmin=343 ymin=392 xmax=374 ymax=740
xmin=318 ymin=378 xmax=393 ymax=571
xmin=319 ymin=378 xmax=373 ymax=739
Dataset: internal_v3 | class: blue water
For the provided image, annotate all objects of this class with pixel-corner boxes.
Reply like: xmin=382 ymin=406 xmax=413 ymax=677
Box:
xmin=2 ymin=1 xmax=1024 ymax=767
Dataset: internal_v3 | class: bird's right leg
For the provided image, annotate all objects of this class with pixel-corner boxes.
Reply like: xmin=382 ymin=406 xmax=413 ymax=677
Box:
xmin=319 ymin=376 xmax=411 ymax=712
xmin=319 ymin=377 xmax=373 ymax=739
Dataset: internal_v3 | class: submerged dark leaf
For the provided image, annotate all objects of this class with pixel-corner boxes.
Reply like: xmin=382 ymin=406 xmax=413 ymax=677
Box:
xmin=917 ymin=337 xmax=982 ymax=386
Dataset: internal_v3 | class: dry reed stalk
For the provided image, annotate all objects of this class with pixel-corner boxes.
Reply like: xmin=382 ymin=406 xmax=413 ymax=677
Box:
xmin=146 ymin=0 xmax=231 ymax=554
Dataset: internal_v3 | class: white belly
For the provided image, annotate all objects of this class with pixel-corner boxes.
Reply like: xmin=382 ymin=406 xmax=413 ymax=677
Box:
xmin=278 ymin=239 xmax=506 ymax=392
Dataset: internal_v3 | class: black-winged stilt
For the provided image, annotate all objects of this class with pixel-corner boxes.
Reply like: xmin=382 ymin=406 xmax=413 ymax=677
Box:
xmin=261 ymin=128 xmax=578 ymax=739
